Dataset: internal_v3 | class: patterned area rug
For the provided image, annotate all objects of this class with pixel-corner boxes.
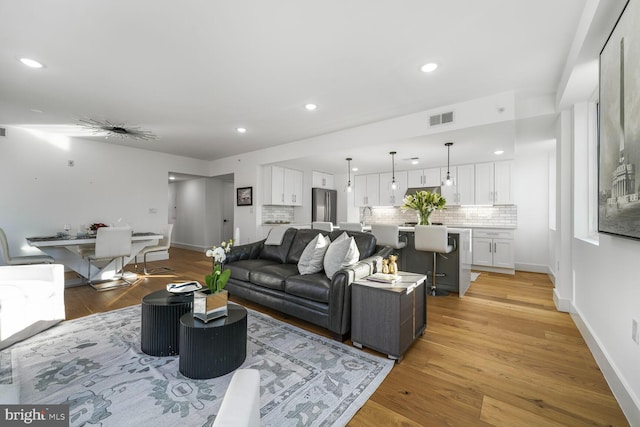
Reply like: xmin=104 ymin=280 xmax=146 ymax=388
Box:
xmin=1 ymin=305 xmax=393 ymax=426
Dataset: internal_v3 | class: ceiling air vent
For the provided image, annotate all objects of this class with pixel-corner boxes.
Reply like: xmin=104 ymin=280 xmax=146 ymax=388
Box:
xmin=429 ymin=111 xmax=454 ymax=127
xmin=0 ymin=127 xmax=6 ymax=137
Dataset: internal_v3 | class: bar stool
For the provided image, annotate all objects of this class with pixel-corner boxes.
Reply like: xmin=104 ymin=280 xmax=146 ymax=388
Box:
xmin=414 ymin=225 xmax=454 ymax=296
xmin=338 ymin=222 xmax=363 ymax=232
xmin=371 ymin=224 xmax=407 ymax=252
xmin=311 ymin=222 xmax=333 ymax=232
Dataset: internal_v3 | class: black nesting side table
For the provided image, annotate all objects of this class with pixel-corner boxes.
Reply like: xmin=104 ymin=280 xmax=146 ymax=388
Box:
xmin=141 ymin=289 xmax=193 ymax=356
xmin=178 ymin=303 xmax=248 ymax=379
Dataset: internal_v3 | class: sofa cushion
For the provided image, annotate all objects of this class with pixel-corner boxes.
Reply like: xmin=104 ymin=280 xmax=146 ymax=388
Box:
xmin=297 ymin=233 xmax=330 ymax=275
xmin=285 ymin=273 xmax=331 ymax=303
xmin=259 ymin=228 xmax=297 ymax=263
xmin=227 ymin=259 xmax=278 ymax=282
xmin=250 ymin=263 xmax=300 ymax=291
xmin=329 ymin=230 xmax=376 ymax=259
xmin=286 ymin=229 xmax=327 ymax=264
xmin=323 ymin=233 xmax=360 ymax=278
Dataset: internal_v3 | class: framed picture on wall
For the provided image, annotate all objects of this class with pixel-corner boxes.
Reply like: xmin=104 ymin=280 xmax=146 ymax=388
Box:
xmin=598 ymin=0 xmax=640 ymax=240
xmin=237 ymin=187 xmax=253 ymax=206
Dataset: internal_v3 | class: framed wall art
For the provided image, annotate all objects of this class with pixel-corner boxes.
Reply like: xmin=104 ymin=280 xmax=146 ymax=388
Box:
xmin=598 ymin=0 xmax=640 ymax=239
xmin=236 ymin=186 xmax=253 ymax=206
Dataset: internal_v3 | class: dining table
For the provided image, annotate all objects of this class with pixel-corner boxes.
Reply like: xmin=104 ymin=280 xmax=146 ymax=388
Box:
xmin=26 ymin=232 xmax=163 ymax=287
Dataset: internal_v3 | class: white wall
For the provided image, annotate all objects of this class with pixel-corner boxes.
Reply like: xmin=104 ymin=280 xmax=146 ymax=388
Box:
xmin=0 ymin=126 xmax=210 ymax=263
xmin=513 ymin=148 xmax=551 ymax=272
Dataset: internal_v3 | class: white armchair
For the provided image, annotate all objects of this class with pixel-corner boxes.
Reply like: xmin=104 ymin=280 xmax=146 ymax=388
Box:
xmin=0 ymin=264 xmax=65 ymax=351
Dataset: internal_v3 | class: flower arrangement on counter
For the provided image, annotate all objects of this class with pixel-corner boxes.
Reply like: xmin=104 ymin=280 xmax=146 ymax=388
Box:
xmin=204 ymin=239 xmax=234 ymax=293
xmin=401 ymin=191 xmax=446 ymax=225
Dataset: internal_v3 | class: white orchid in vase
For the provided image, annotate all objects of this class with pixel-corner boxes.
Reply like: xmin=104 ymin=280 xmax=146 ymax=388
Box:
xmin=204 ymin=239 xmax=233 ymax=293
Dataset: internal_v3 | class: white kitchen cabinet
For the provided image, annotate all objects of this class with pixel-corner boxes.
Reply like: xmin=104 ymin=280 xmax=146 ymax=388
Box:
xmin=472 ymin=229 xmax=514 ymax=271
xmin=263 ymin=165 xmax=303 ymax=206
xmin=312 ymin=171 xmax=334 ymax=189
xmin=354 ymin=174 xmax=380 ymax=206
xmin=475 ymin=160 xmax=513 ymax=205
xmin=379 ymin=171 xmax=408 ymax=206
xmin=284 ymin=168 xmax=303 ymax=206
xmin=407 ymin=168 xmax=440 ymax=187
xmin=456 ymin=164 xmax=475 ymax=205
xmin=439 ymin=166 xmax=457 ymax=204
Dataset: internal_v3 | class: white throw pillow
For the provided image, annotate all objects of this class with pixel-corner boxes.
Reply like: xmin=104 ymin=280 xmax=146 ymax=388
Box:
xmin=297 ymin=233 xmax=330 ymax=275
xmin=324 ymin=233 xmax=360 ymax=278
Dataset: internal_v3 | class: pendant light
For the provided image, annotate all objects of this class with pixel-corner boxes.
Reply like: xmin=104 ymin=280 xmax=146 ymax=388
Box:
xmin=444 ymin=142 xmax=453 ymax=186
xmin=390 ymin=151 xmax=397 ymax=190
xmin=346 ymin=157 xmax=353 ymax=192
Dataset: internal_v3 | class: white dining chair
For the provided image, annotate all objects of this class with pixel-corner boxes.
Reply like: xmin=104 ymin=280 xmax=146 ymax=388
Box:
xmin=135 ymin=224 xmax=174 ymax=275
xmin=311 ymin=222 xmax=333 ymax=232
xmin=0 ymin=227 xmax=54 ymax=265
xmin=338 ymin=222 xmax=363 ymax=232
xmin=82 ymin=226 xmax=135 ymax=290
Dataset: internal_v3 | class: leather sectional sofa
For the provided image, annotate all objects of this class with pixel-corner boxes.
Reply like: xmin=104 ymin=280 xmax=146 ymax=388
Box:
xmin=225 ymin=228 xmax=391 ymax=340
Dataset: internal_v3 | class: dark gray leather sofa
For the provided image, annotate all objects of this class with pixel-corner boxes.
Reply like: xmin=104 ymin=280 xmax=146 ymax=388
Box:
xmin=225 ymin=228 xmax=391 ymax=340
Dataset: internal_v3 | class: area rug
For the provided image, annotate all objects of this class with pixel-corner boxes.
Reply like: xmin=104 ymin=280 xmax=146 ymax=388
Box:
xmin=0 ymin=305 xmax=394 ymax=426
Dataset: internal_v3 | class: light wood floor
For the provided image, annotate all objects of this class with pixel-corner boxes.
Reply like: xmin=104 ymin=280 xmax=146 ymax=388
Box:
xmin=64 ymin=248 xmax=629 ymax=426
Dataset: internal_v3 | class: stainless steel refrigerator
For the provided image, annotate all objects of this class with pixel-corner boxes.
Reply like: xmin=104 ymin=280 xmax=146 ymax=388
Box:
xmin=311 ymin=188 xmax=337 ymax=224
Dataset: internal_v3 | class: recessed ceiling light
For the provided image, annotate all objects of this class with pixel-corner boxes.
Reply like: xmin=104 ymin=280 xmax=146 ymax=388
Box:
xmin=420 ymin=62 xmax=438 ymax=73
xmin=410 ymin=157 xmax=420 ymax=165
xmin=494 ymin=150 xmax=504 ymax=155
xmin=19 ymin=58 xmax=44 ymax=68
xmin=30 ymin=108 xmax=43 ymax=113
xmin=236 ymin=127 xmax=247 ymax=134
xmin=169 ymin=176 xmax=176 ymax=180
xmin=352 ymin=167 xmax=358 ymax=172
xmin=305 ymin=103 xmax=317 ymax=111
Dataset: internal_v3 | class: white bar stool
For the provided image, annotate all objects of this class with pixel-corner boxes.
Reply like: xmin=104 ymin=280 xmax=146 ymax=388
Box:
xmin=414 ymin=225 xmax=454 ymax=296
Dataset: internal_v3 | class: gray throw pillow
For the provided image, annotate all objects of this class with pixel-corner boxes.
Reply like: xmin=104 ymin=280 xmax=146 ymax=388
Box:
xmin=324 ymin=233 xmax=360 ymax=278
xmin=298 ymin=233 xmax=330 ymax=275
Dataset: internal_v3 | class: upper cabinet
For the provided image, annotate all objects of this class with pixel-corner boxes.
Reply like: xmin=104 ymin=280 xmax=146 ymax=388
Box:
xmin=379 ymin=171 xmax=408 ymax=206
xmin=263 ymin=165 xmax=303 ymax=206
xmin=354 ymin=174 xmax=380 ymax=207
xmin=475 ymin=160 xmax=513 ymax=205
xmin=407 ymin=168 xmax=441 ymax=187
xmin=440 ymin=164 xmax=475 ymax=205
xmin=312 ymin=171 xmax=334 ymax=189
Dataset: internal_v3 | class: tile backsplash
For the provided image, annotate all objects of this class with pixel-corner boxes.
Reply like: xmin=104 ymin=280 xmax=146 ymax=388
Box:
xmin=262 ymin=205 xmax=295 ymax=223
xmin=364 ymin=205 xmax=517 ymax=228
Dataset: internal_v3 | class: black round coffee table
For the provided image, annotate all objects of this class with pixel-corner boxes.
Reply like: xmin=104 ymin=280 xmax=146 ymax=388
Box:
xmin=141 ymin=289 xmax=193 ymax=356
xmin=178 ymin=303 xmax=248 ymax=379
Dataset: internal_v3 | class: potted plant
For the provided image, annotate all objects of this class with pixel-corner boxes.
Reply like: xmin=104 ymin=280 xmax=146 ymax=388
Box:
xmin=401 ymin=191 xmax=446 ymax=225
xmin=193 ymin=239 xmax=233 ymax=322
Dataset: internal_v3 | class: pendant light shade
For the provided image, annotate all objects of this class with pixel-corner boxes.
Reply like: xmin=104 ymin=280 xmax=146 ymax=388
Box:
xmin=390 ymin=151 xmax=397 ymax=190
xmin=444 ymin=142 xmax=453 ymax=186
xmin=346 ymin=157 xmax=353 ymax=192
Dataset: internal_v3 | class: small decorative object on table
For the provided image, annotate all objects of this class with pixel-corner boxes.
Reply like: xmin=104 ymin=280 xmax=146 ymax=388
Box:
xmin=89 ymin=223 xmax=108 ymax=235
xmin=381 ymin=258 xmax=389 ymax=274
xmin=388 ymin=255 xmax=398 ymax=274
xmin=193 ymin=239 xmax=233 ymax=322
xmin=401 ymin=190 xmax=446 ymax=225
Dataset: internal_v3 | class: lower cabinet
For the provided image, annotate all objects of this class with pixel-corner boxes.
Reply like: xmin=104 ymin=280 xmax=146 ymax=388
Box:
xmin=472 ymin=229 xmax=514 ymax=271
xmin=351 ymin=273 xmax=426 ymax=360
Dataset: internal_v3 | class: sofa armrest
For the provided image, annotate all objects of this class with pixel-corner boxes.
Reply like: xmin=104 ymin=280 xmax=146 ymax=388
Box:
xmin=327 ymin=246 xmax=393 ymax=337
xmin=226 ymin=240 xmax=264 ymax=263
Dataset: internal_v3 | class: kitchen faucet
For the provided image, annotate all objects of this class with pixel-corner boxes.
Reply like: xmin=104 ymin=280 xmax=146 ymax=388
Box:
xmin=361 ymin=206 xmax=373 ymax=226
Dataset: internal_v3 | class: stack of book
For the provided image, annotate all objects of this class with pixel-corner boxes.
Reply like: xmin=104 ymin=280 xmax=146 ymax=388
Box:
xmin=366 ymin=273 xmax=401 ymax=284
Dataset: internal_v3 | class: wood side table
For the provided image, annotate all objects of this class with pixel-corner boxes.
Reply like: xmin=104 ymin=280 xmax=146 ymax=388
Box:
xmin=141 ymin=289 xmax=193 ymax=356
xmin=351 ymin=272 xmax=426 ymax=361
xmin=179 ymin=303 xmax=248 ymax=379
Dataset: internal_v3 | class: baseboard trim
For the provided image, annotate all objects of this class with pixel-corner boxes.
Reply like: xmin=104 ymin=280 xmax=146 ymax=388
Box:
xmin=514 ymin=263 xmax=549 ymax=274
xmin=471 ymin=265 xmax=515 ymax=275
xmin=552 ymin=288 xmax=573 ymax=313
xmin=571 ymin=308 xmax=640 ymax=426
xmin=171 ymin=242 xmax=207 ymax=252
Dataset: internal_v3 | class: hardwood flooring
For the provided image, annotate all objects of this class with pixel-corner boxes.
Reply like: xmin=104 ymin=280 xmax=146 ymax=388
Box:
xmin=63 ymin=248 xmax=629 ymax=426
